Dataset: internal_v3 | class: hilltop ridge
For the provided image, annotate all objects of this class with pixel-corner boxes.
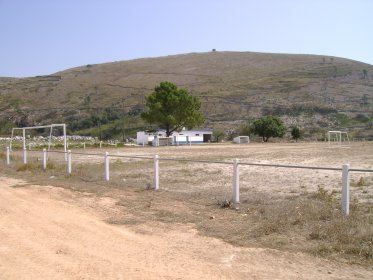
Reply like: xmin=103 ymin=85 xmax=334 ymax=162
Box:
xmin=0 ymin=51 xmax=372 ymax=139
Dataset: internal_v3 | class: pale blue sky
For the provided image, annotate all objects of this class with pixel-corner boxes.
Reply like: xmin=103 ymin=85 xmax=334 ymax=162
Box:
xmin=1 ymin=0 xmax=372 ymax=77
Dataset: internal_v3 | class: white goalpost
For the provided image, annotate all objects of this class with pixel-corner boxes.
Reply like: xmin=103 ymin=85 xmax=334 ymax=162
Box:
xmin=9 ymin=124 xmax=67 ymax=158
xmin=328 ymin=130 xmax=350 ymax=145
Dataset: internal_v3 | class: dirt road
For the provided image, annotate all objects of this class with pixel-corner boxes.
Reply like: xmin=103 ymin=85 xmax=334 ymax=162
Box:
xmin=0 ymin=176 xmax=372 ymax=279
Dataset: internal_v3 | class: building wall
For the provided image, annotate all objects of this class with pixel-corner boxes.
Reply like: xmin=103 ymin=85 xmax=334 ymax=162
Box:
xmin=137 ymin=130 xmax=212 ymax=145
xmin=172 ymin=135 xmax=203 ymax=144
xmin=136 ymin=131 xmax=155 ymax=145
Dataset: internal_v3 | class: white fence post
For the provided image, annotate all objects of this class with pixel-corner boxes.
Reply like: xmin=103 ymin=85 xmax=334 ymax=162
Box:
xmin=105 ymin=152 xmax=110 ymax=181
xmin=154 ymin=155 xmax=159 ymax=190
xmin=342 ymin=164 xmax=350 ymax=215
xmin=67 ymin=150 xmax=72 ymax=176
xmin=23 ymin=148 xmax=27 ymax=164
xmin=63 ymin=124 xmax=67 ymax=161
xmin=232 ymin=158 xmax=240 ymax=203
xmin=43 ymin=148 xmax=47 ymax=170
xmin=100 ymin=141 xmax=102 ymax=149
xmin=6 ymin=147 xmax=10 ymax=165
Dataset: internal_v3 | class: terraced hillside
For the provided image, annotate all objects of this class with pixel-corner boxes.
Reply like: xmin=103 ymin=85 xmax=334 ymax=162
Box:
xmin=0 ymin=52 xmax=372 ymax=139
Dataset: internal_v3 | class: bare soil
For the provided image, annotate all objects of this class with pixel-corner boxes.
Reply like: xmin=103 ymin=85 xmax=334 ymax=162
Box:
xmin=1 ymin=142 xmax=373 ymax=279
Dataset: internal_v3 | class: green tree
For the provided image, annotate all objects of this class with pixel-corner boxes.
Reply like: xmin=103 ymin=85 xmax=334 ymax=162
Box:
xmin=213 ymin=128 xmax=226 ymax=142
xmin=291 ymin=126 xmax=301 ymax=142
xmin=141 ymin=81 xmax=204 ymax=137
xmin=251 ymin=116 xmax=286 ymax=142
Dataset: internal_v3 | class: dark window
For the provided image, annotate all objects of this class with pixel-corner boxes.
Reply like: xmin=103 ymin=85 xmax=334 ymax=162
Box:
xmin=195 ymin=134 xmax=200 ymax=136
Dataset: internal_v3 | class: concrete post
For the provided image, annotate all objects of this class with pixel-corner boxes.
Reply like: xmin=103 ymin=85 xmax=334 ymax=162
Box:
xmin=22 ymin=128 xmax=27 ymax=164
xmin=67 ymin=150 xmax=72 ymax=176
xmin=23 ymin=148 xmax=27 ymax=164
xmin=43 ymin=148 xmax=47 ymax=170
xmin=342 ymin=164 xmax=350 ymax=215
xmin=48 ymin=126 xmax=53 ymax=151
xmin=154 ymin=155 xmax=159 ymax=190
xmin=6 ymin=147 xmax=10 ymax=165
xmin=22 ymin=128 xmax=26 ymax=151
xmin=105 ymin=152 xmax=110 ymax=181
xmin=233 ymin=159 xmax=240 ymax=203
xmin=63 ymin=124 xmax=67 ymax=161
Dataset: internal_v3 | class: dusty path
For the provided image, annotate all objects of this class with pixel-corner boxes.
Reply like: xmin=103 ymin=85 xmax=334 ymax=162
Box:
xmin=0 ymin=176 xmax=372 ymax=280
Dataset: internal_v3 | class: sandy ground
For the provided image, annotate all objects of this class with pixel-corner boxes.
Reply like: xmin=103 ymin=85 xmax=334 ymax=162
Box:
xmin=1 ymin=175 xmax=372 ymax=280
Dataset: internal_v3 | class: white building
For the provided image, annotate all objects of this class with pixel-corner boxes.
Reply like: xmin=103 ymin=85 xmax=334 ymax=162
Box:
xmin=137 ymin=129 xmax=213 ymax=146
xmin=233 ymin=136 xmax=250 ymax=144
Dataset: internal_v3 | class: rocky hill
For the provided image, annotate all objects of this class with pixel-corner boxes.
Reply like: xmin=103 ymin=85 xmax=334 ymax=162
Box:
xmin=0 ymin=51 xmax=372 ymax=140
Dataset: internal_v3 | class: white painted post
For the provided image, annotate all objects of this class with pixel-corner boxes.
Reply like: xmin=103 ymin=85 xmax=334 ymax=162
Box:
xmin=67 ymin=150 xmax=72 ymax=176
xmin=22 ymin=128 xmax=26 ymax=151
xmin=104 ymin=152 xmax=110 ymax=181
xmin=154 ymin=155 xmax=159 ymax=190
xmin=6 ymin=147 xmax=10 ymax=165
xmin=232 ymin=158 xmax=240 ymax=203
xmin=342 ymin=164 xmax=350 ymax=215
xmin=43 ymin=148 xmax=47 ymax=170
xmin=22 ymin=128 xmax=27 ymax=164
xmin=100 ymin=141 xmax=102 ymax=149
xmin=10 ymin=128 xmax=14 ymax=151
xmin=48 ymin=126 xmax=53 ymax=151
xmin=63 ymin=124 xmax=67 ymax=161
xmin=83 ymin=142 xmax=86 ymax=149
xmin=23 ymin=148 xmax=27 ymax=164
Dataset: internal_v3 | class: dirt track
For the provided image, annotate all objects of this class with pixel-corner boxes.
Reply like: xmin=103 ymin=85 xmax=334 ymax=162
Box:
xmin=1 ymin=176 xmax=372 ymax=279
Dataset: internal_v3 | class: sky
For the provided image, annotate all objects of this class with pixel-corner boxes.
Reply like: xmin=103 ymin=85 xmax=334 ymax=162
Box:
xmin=1 ymin=0 xmax=372 ymax=77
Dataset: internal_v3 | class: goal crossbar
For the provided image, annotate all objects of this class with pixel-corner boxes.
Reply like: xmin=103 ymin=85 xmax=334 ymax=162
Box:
xmin=327 ymin=130 xmax=350 ymax=145
xmin=10 ymin=124 xmax=67 ymax=156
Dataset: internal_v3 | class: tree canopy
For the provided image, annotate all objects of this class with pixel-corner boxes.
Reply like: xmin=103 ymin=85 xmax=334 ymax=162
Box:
xmin=141 ymin=81 xmax=204 ymax=137
xmin=291 ymin=126 xmax=301 ymax=142
xmin=251 ymin=116 xmax=286 ymax=142
xmin=212 ymin=128 xmax=226 ymax=142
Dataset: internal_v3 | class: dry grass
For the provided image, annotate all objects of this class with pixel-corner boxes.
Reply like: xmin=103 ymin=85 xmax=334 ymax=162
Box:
xmin=242 ymin=188 xmax=373 ymax=262
xmin=15 ymin=160 xmax=56 ymax=172
xmin=2 ymin=143 xmax=373 ymax=266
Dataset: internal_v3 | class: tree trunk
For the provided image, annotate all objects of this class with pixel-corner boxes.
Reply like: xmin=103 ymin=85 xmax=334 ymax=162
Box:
xmin=166 ymin=126 xmax=171 ymax=137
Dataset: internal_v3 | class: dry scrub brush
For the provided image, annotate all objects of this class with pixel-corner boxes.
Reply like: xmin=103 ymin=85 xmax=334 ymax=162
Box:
xmin=246 ymin=187 xmax=372 ymax=263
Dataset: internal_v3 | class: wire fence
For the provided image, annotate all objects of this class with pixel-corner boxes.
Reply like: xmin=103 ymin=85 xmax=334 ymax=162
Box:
xmin=4 ymin=147 xmax=373 ymax=216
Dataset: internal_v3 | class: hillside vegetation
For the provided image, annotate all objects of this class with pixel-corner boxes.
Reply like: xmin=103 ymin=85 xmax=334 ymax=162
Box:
xmin=0 ymin=51 xmax=372 ymax=140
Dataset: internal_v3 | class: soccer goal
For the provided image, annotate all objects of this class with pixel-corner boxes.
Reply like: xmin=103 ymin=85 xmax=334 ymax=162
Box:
xmin=327 ymin=130 xmax=350 ymax=145
xmin=9 ymin=124 xmax=67 ymax=156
